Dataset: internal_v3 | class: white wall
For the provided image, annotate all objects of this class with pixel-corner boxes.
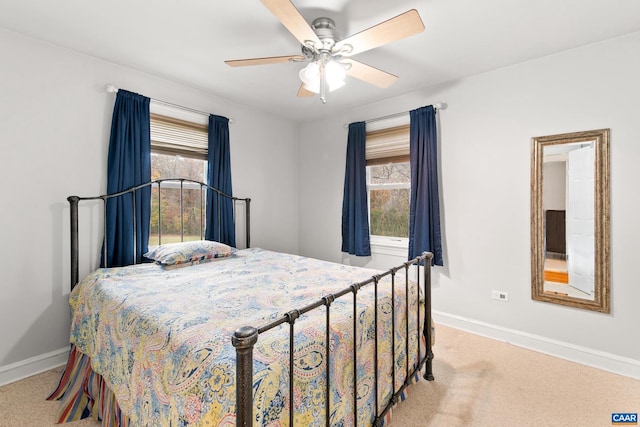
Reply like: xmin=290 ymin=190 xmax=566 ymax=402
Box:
xmin=543 ymin=161 xmax=566 ymax=211
xmin=0 ymin=28 xmax=299 ymax=376
xmin=298 ymin=32 xmax=640 ymax=372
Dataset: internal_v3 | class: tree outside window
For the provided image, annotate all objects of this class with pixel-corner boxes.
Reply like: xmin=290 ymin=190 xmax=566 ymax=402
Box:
xmin=368 ymin=162 xmax=410 ymax=238
xmin=149 ymin=153 xmax=207 ymax=245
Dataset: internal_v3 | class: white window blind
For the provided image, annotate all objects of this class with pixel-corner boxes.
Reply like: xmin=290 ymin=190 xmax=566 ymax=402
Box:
xmin=150 ymin=113 xmax=208 ymax=160
xmin=366 ymin=124 xmax=410 ymax=166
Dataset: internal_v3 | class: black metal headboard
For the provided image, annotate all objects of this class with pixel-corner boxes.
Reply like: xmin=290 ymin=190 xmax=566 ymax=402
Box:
xmin=68 ymin=178 xmax=251 ymax=290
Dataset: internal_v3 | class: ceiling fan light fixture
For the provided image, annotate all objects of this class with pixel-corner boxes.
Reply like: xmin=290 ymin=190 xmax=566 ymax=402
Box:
xmin=298 ymin=60 xmax=346 ymax=94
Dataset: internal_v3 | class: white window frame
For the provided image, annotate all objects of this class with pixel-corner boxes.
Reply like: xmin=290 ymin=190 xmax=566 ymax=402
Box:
xmin=149 ymin=102 xmax=210 ymax=246
xmin=367 ymin=162 xmax=411 ymax=256
xmin=365 ymin=114 xmax=411 ymax=256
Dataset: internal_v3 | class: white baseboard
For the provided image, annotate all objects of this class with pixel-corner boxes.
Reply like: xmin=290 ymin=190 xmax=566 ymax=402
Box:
xmin=432 ymin=310 xmax=640 ymax=380
xmin=0 ymin=347 xmax=69 ymax=387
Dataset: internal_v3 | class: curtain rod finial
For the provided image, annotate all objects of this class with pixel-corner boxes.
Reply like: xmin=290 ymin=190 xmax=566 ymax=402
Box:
xmin=105 ymin=84 xmax=118 ymax=94
xmin=433 ymin=102 xmax=447 ymax=110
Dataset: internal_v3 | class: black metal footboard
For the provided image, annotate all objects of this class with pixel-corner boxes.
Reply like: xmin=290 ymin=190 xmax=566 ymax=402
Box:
xmin=233 ymin=252 xmax=434 ymax=427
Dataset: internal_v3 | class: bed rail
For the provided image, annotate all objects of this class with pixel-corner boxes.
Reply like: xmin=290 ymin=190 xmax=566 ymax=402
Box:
xmin=232 ymin=252 xmax=434 ymax=427
xmin=68 ymin=178 xmax=250 ymax=290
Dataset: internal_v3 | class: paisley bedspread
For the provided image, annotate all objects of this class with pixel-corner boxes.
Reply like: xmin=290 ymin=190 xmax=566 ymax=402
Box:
xmin=68 ymin=248 xmax=424 ymax=426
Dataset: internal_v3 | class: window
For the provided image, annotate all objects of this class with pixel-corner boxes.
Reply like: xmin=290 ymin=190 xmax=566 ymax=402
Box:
xmin=149 ymin=112 xmax=208 ymax=245
xmin=368 ymin=162 xmax=411 ymax=238
xmin=366 ymin=123 xmax=410 ymax=248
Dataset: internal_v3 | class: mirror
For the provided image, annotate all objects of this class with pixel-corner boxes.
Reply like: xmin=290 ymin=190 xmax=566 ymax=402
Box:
xmin=531 ymin=129 xmax=610 ymax=313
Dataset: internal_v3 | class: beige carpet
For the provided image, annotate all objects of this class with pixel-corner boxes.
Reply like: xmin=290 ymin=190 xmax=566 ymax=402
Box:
xmin=391 ymin=326 xmax=639 ymax=426
xmin=1 ymin=325 xmax=638 ymax=426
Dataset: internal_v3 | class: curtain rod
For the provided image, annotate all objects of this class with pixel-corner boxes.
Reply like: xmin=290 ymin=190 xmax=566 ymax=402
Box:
xmin=343 ymin=102 xmax=447 ymax=129
xmin=105 ymin=84 xmax=235 ymax=124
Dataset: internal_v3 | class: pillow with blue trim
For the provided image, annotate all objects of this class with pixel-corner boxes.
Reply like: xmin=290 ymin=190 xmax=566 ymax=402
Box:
xmin=144 ymin=240 xmax=235 ymax=266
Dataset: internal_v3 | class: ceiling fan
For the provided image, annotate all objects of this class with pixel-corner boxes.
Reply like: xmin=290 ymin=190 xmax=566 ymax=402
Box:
xmin=225 ymin=0 xmax=425 ymax=103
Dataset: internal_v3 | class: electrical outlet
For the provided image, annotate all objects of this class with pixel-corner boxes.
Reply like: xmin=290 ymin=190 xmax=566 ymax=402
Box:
xmin=491 ymin=290 xmax=509 ymax=302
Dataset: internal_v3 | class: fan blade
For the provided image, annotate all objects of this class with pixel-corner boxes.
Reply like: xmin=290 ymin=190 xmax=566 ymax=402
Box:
xmin=261 ymin=0 xmax=321 ymax=48
xmin=225 ymin=55 xmax=305 ymax=67
xmin=297 ymin=84 xmax=315 ymax=97
xmin=343 ymin=59 xmax=398 ymax=88
xmin=335 ymin=9 xmax=425 ymax=57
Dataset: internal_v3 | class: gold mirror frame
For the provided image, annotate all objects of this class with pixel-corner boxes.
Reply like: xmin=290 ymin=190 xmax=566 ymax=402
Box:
xmin=531 ymin=129 xmax=610 ymax=313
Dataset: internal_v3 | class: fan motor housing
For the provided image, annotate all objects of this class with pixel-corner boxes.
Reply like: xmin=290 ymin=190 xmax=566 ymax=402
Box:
xmin=301 ymin=17 xmax=339 ymax=56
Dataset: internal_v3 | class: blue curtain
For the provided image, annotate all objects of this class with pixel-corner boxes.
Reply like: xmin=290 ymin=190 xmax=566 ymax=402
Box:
xmin=205 ymin=115 xmax=235 ymax=246
xmin=341 ymin=122 xmax=371 ymax=256
xmin=102 ymin=90 xmax=151 ymax=267
xmin=408 ymin=106 xmax=443 ymax=265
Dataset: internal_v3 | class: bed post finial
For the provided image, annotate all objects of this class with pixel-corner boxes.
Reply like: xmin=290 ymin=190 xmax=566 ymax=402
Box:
xmin=232 ymin=326 xmax=258 ymax=426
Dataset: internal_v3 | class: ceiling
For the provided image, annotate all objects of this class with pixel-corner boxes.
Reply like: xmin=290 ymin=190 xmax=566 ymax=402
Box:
xmin=2 ymin=0 xmax=640 ymax=122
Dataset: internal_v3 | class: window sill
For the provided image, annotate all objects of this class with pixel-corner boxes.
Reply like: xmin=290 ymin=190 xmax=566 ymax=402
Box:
xmin=370 ymin=236 xmax=408 ymax=257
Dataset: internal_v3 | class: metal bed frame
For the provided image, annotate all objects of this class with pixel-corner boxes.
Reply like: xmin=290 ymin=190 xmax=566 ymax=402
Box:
xmin=67 ymin=179 xmax=434 ymax=427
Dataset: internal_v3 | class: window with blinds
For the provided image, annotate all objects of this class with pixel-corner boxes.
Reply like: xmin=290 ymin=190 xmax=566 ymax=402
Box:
xmin=150 ymin=113 xmax=208 ymax=160
xmin=149 ymin=113 xmax=208 ymax=246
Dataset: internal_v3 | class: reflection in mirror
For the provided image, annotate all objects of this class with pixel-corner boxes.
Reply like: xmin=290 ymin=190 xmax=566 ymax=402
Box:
xmin=531 ymin=129 xmax=610 ymax=313
xmin=543 ymin=141 xmax=595 ymax=299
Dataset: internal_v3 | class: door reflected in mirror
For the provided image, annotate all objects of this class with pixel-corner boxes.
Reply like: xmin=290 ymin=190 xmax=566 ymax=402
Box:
xmin=531 ymin=129 xmax=610 ymax=312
